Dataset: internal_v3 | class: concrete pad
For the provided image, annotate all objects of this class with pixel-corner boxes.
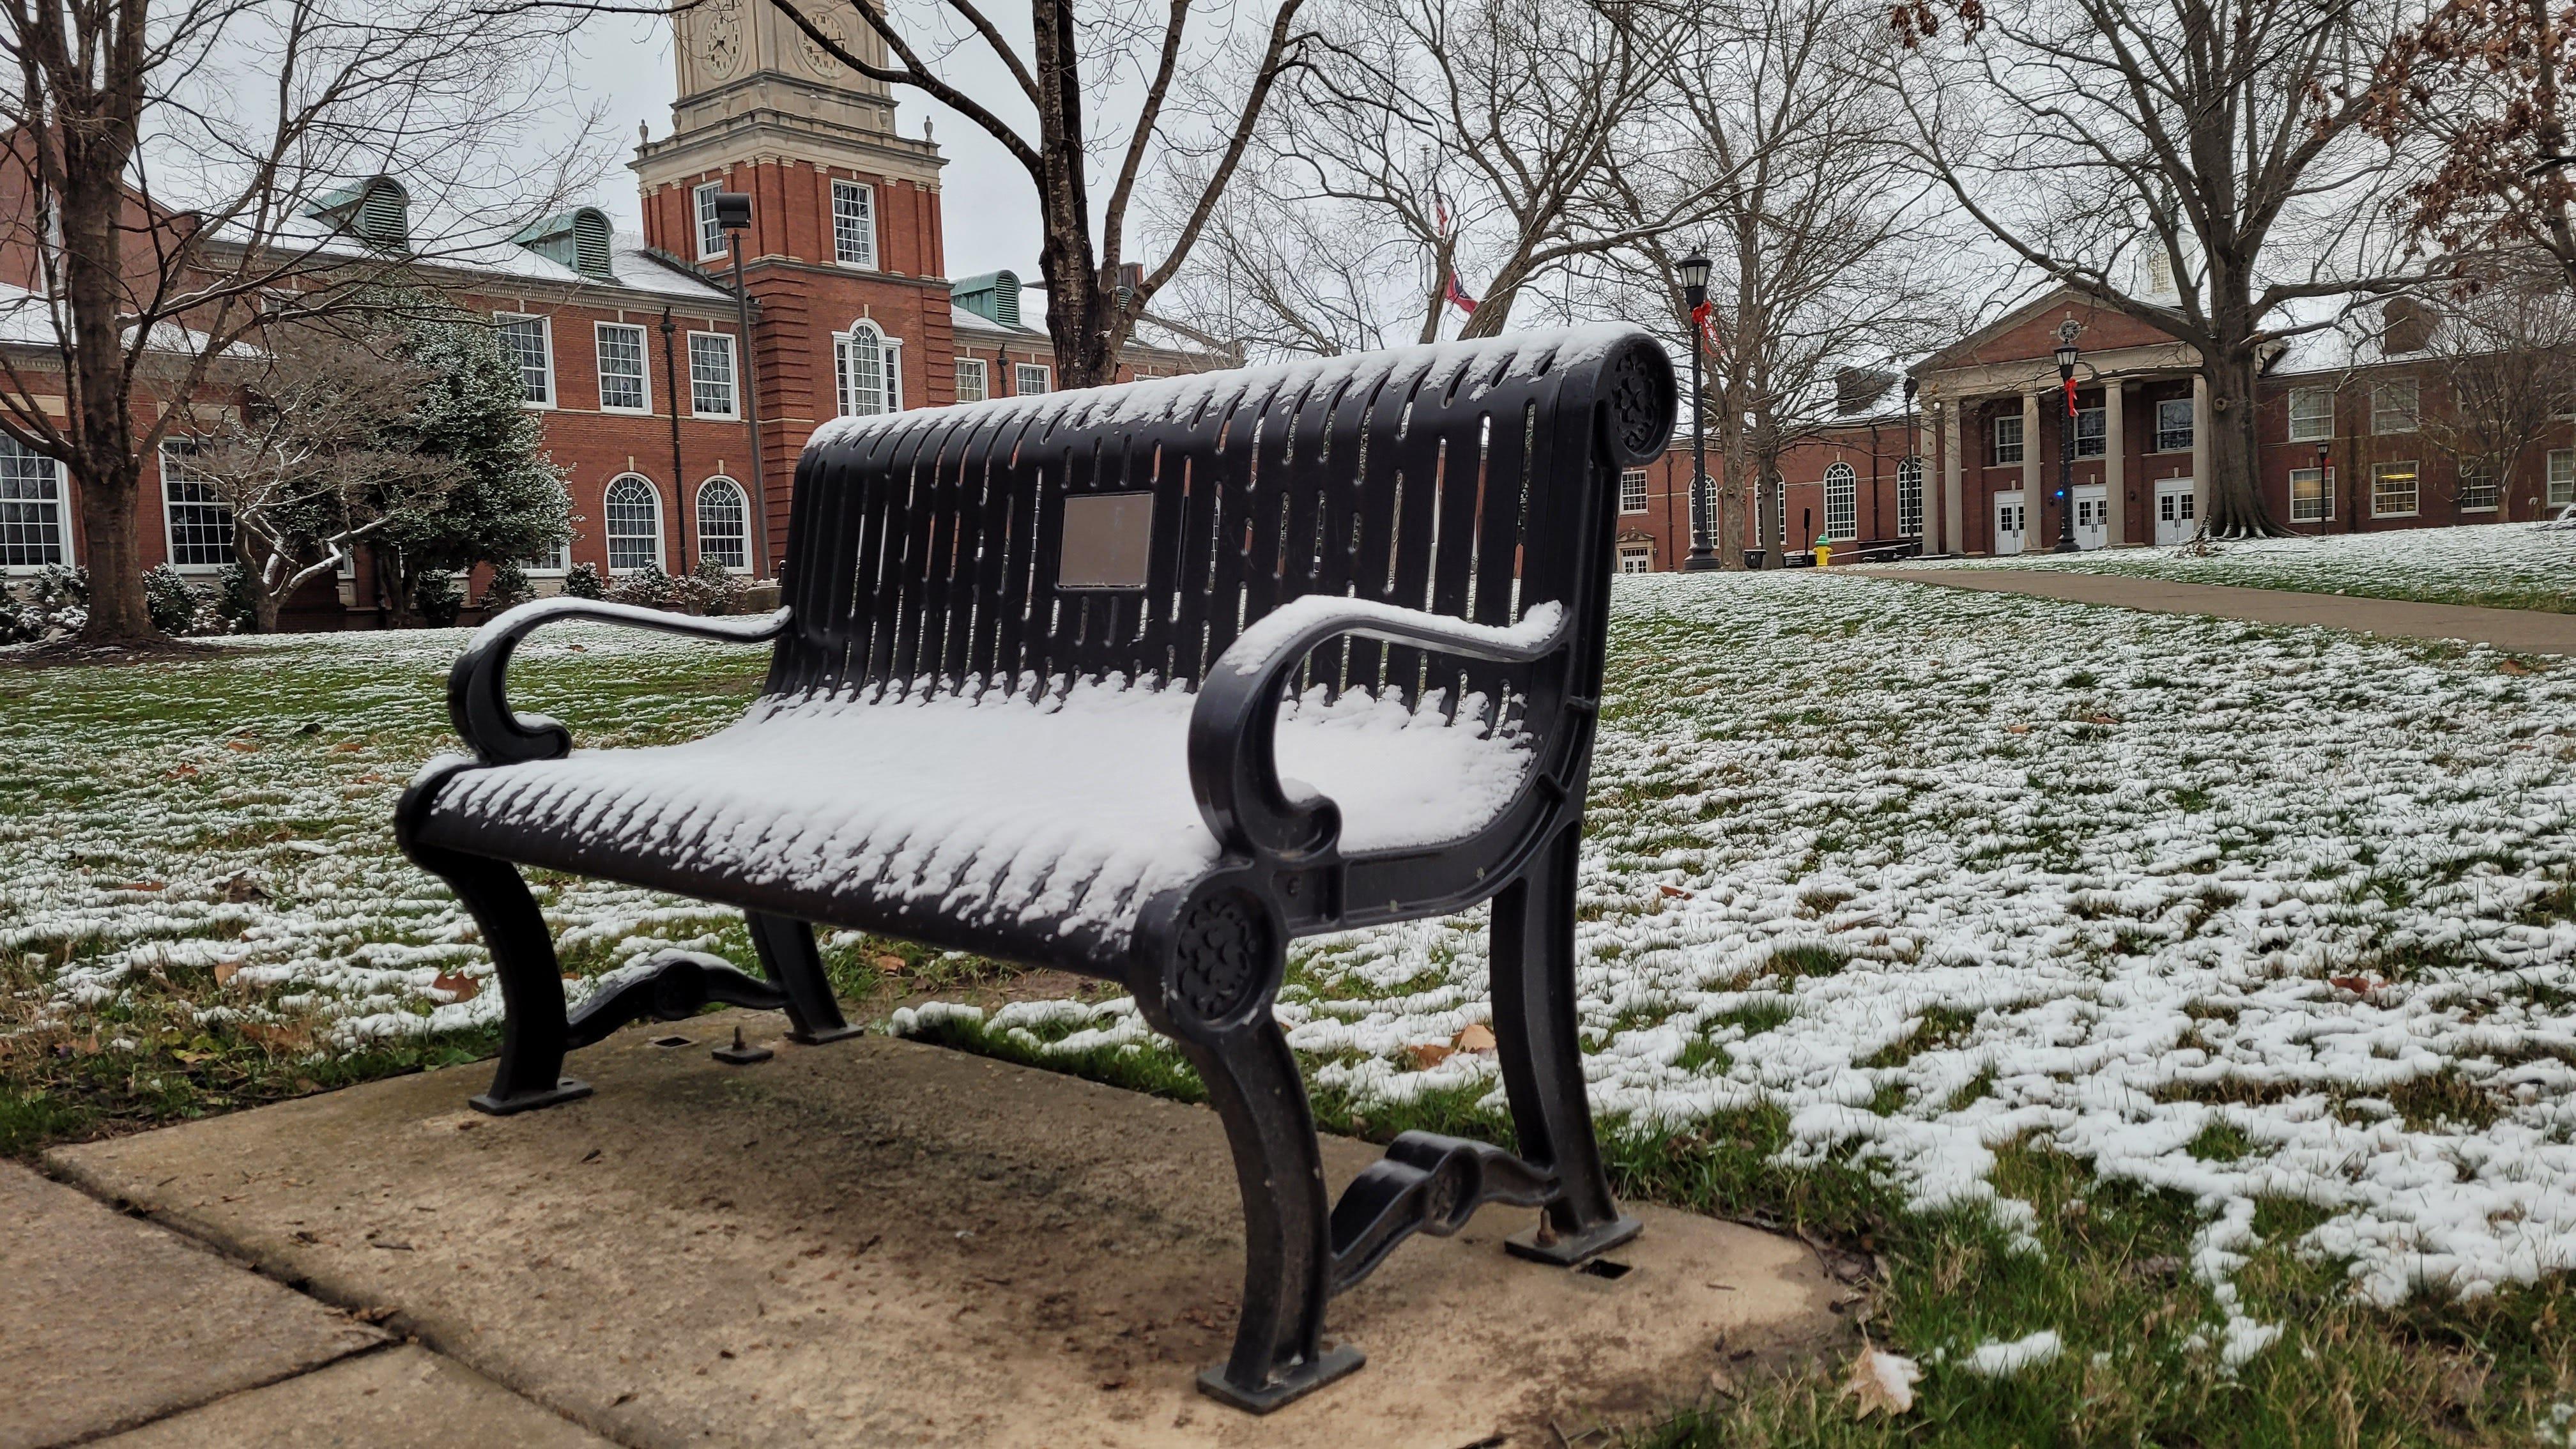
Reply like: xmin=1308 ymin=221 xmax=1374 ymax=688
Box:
xmin=94 ymin=1346 xmax=618 ymax=1449
xmin=49 ymin=1015 xmax=1843 ymax=1448
xmin=0 ymin=1160 xmax=383 ymax=1449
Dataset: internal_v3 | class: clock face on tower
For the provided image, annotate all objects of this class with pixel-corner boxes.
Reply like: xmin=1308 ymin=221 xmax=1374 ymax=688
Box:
xmin=696 ymin=0 xmax=746 ymax=79
xmin=797 ymin=13 xmax=848 ymax=75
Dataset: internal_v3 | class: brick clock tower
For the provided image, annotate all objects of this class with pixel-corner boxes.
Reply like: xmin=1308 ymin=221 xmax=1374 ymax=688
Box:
xmin=633 ymin=0 xmax=953 ymax=558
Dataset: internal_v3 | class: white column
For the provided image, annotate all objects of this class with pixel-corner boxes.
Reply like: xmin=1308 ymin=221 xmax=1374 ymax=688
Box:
xmin=2191 ymin=372 xmax=2212 ymax=523
xmin=2022 ymin=390 xmax=2043 ymax=536
xmin=2104 ymin=379 xmax=2127 ymax=546
xmin=1941 ymin=403 xmax=1964 ymax=553
xmin=1915 ymin=414 xmax=1935 ymax=549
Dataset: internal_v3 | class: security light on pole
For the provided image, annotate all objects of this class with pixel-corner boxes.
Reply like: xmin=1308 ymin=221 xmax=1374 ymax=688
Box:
xmin=1678 ymin=253 xmax=1719 ymax=572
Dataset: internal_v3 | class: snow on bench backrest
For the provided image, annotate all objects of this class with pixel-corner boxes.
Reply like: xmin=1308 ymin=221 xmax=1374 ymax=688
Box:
xmin=772 ymin=326 xmax=1676 ymax=736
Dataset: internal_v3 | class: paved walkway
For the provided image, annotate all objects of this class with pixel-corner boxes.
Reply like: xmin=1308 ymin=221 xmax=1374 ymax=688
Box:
xmin=0 ymin=1160 xmax=611 ymax=1449
xmin=1844 ymin=567 xmax=2576 ymax=655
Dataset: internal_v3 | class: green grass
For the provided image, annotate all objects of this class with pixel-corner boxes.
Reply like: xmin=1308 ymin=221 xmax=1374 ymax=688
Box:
xmin=905 ymin=1009 xmax=2576 ymax=1448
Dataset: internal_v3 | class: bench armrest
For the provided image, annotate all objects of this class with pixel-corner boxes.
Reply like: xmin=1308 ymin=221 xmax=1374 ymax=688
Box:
xmin=449 ymin=597 xmax=792 ymax=765
xmin=1188 ymin=597 xmax=1570 ymax=859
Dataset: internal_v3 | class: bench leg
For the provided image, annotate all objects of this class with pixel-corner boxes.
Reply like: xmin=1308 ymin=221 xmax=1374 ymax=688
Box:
xmin=744 ymin=914 xmax=863 ymax=1045
xmin=1489 ymin=825 xmax=1641 ymax=1265
xmin=413 ymin=843 xmax=593 ymax=1116
xmin=1181 ymin=1019 xmax=1364 ymax=1414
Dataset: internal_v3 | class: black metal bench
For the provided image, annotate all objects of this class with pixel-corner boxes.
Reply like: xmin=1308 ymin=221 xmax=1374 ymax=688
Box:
xmin=395 ymin=325 xmax=1676 ymax=1412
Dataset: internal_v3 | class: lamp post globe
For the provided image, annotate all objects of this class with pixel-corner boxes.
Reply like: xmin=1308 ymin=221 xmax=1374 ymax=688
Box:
xmin=2052 ymin=319 xmax=2081 ymax=554
xmin=1677 ymin=253 xmax=1720 ymax=572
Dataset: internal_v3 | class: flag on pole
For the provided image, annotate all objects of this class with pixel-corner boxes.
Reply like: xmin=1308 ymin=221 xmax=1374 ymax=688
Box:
xmin=1445 ymin=269 xmax=1478 ymax=316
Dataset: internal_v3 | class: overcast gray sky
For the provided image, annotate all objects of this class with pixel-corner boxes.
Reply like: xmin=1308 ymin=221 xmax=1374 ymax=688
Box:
xmin=565 ymin=9 xmax=1043 ymax=284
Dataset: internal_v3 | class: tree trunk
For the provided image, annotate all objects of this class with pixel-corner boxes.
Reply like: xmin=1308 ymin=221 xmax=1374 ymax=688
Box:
xmin=2200 ymin=341 xmax=2285 ymax=537
xmin=1716 ymin=413 xmax=1751 ymax=571
xmin=75 ymin=455 xmax=152 ymax=638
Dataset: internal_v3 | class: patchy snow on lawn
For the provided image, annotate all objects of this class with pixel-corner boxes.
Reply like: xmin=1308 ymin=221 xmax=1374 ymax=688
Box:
xmin=1 ymin=624 xmax=769 ymax=1040
xmin=1889 ymin=520 xmax=2576 ymax=615
xmin=949 ymin=571 xmax=2576 ymax=1359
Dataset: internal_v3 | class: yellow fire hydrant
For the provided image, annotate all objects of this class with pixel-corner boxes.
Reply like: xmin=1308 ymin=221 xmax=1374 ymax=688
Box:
xmin=1814 ymin=542 xmax=1832 ymax=568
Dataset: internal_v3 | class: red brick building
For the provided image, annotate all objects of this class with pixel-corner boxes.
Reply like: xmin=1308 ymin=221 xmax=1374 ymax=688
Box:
xmin=1611 ymin=287 xmax=2574 ymax=571
xmin=0 ymin=2 xmax=1213 ymax=627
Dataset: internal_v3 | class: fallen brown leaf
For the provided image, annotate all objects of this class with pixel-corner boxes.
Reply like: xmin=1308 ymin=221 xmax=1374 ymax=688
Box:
xmin=213 ymin=960 xmax=245 ymax=986
xmin=429 ymin=970 xmax=480 ymax=1004
xmin=1406 ymin=1042 xmax=1455 ymax=1068
xmin=332 ymin=740 xmax=367 ymax=753
xmin=225 ymin=739 xmax=260 ymax=753
xmin=1841 ymin=1346 xmax=1919 ymax=1419
xmin=1658 ymin=883 xmax=1692 ymax=899
xmin=871 ymin=953 xmax=907 ymax=973
xmin=1454 ymin=1023 xmax=1498 ymax=1052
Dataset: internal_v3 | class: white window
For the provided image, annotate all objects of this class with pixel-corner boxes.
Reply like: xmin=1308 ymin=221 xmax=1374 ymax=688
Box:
xmin=694 ymin=182 xmax=726 ymax=260
xmin=1617 ymin=542 xmax=1653 ymax=574
xmin=2290 ymin=466 xmax=2333 ymax=523
xmin=1775 ymin=479 xmax=1786 ymax=549
xmin=953 ymin=358 xmax=989 ymax=403
xmin=603 ymin=474 xmax=663 ymax=572
xmin=834 ymin=321 xmax=901 ymax=416
xmin=2153 ymin=398 xmax=2194 ymax=452
xmin=2372 ymin=461 xmax=2418 ymax=518
xmin=2373 ymin=378 xmax=2419 ymax=435
xmin=1014 ymin=363 xmax=1050 ymax=397
xmin=2552 ymin=448 xmax=2575 ymax=506
xmin=831 ymin=180 xmax=877 ymax=268
xmin=595 ymin=322 xmax=648 ymax=413
xmin=497 ymin=314 xmax=553 ymax=406
xmin=1991 ymin=413 xmax=2023 ymax=465
xmin=696 ymin=476 xmax=749 ymax=571
xmin=687 ymin=332 xmax=737 ymax=417
xmin=2288 ymin=387 xmax=2334 ymax=442
xmin=0 ymin=434 xmax=69 ymax=567
xmin=158 ymin=441 xmax=233 ymax=569
xmin=2074 ymin=404 xmax=2106 ymax=457
xmin=2459 ymin=457 xmax=2499 ymax=512
xmin=1619 ymin=468 xmax=1648 ymax=514
xmin=1896 ymin=456 xmax=1923 ymax=538
xmin=1823 ymin=461 xmax=1857 ymax=540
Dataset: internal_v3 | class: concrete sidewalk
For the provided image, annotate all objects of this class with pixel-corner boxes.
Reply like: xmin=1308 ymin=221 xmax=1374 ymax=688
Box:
xmin=42 ymin=1014 xmax=1843 ymax=1449
xmin=1844 ymin=566 xmax=2576 ymax=655
xmin=0 ymin=1160 xmax=612 ymax=1449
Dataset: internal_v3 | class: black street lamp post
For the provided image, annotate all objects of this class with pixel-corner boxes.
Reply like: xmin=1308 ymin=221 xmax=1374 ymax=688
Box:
xmin=2315 ymin=440 xmax=2330 ymax=527
xmin=2053 ymin=319 xmax=2081 ymax=554
xmin=714 ymin=192 xmax=772 ymax=574
xmin=1678 ymin=252 xmax=1720 ymax=572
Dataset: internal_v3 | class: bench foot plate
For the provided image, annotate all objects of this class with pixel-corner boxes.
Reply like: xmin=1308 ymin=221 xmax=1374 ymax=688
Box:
xmin=1505 ymin=1212 xmax=1642 ymax=1267
xmin=1194 ymin=1343 xmax=1365 ymax=1414
xmin=468 ymin=1078 xmax=593 ymax=1117
xmin=786 ymin=1022 xmax=867 ymax=1046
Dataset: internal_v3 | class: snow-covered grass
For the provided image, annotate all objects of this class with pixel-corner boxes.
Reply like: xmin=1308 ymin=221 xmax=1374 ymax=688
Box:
xmin=1890 ymin=520 xmax=2576 ymax=615
xmin=908 ymin=571 xmax=2576 ymax=1444
xmin=0 ymin=625 xmax=1019 ymax=1149
xmin=12 ymin=579 xmax=2576 ymax=1442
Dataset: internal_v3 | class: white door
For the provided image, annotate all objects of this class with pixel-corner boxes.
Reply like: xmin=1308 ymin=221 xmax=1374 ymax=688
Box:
xmin=2074 ymin=484 xmax=2108 ymax=550
xmin=1993 ymin=491 xmax=2026 ymax=556
xmin=2154 ymin=479 xmax=2196 ymax=546
xmin=1617 ymin=544 xmax=1653 ymax=574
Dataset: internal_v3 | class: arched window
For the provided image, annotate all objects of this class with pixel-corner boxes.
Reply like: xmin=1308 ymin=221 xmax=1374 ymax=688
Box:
xmin=603 ymin=474 xmax=662 ymax=572
xmin=696 ymin=477 xmax=749 ymax=572
xmin=1896 ymin=457 xmax=1924 ymax=539
xmin=1823 ymin=461 xmax=1857 ymax=540
xmin=834 ymin=320 xmax=903 ymax=416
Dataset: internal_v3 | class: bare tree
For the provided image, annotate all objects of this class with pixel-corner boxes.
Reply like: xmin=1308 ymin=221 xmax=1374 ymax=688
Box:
xmin=765 ymin=0 xmax=1312 ymax=387
xmin=182 ymin=319 xmax=458 ymax=632
xmin=1147 ymin=0 xmax=1705 ymax=357
xmin=1582 ymin=0 xmax=1957 ymax=564
xmin=2416 ymin=263 xmax=2576 ymax=521
xmin=0 ymin=0 xmax=600 ymax=641
xmin=1885 ymin=0 xmax=2427 ymax=536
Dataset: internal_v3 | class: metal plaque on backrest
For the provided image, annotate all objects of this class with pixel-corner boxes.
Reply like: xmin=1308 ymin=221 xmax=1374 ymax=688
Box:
xmin=1058 ymin=491 xmax=1154 ymax=590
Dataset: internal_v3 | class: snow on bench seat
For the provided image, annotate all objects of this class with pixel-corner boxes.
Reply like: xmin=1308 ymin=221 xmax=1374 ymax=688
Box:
xmin=415 ymin=680 xmax=1531 ymax=969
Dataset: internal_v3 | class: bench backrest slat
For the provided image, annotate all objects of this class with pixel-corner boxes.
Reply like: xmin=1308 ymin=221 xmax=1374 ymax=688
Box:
xmin=775 ymin=328 xmax=1673 ymax=724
